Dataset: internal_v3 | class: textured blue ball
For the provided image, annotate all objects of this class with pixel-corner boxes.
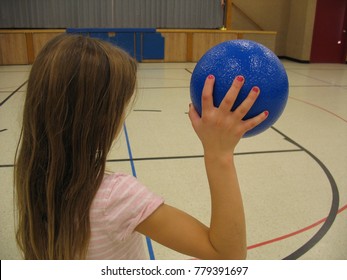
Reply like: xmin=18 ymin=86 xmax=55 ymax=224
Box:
xmin=190 ymin=40 xmax=289 ymax=137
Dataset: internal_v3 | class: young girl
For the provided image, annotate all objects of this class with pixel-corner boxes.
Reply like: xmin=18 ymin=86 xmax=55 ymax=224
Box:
xmin=15 ymin=34 xmax=268 ymax=260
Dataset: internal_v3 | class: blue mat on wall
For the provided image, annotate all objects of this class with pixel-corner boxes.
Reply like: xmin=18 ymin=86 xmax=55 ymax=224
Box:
xmin=66 ymin=28 xmax=164 ymax=62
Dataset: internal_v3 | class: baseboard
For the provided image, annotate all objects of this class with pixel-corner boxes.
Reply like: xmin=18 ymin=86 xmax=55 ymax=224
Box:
xmin=278 ymin=56 xmax=310 ymax=64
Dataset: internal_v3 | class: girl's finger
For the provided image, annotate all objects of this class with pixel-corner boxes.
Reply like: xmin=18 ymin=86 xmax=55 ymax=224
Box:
xmin=219 ymin=75 xmax=244 ymax=112
xmin=233 ymin=86 xmax=260 ymax=119
xmin=201 ymin=75 xmax=215 ymax=115
xmin=243 ymin=110 xmax=269 ymax=133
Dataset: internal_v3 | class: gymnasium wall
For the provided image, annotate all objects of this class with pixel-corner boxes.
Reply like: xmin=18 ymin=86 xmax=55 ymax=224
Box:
xmin=286 ymin=0 xmax=317 ymax=62
xmin=0 ymin=0 xmax=279 ymax=65
xmin=232 ymin=0 xmax=317 ymax=61
xmin=232 ymin=0 xmax=290 ymax=57
xmin=0 ymin=0 xmax=223 ymax=29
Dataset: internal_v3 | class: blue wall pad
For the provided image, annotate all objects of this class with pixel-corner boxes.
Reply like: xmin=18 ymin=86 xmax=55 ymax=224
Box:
xmin=66 ymin=28 xmax=164 ymax=62
xmin=110 ymin=33 xmax=135 ymax=58
xmin=142 ymin=33 xmax=165 ymax=60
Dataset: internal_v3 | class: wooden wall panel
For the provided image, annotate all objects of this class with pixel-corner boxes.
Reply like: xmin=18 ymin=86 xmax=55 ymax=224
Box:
xmin=192 ymin=33 xmax=238 ymax=61
xmin=0 ymin=29 xmax=276 ymax=64
xmin=242 ymin=33 xmax=277 ymax=52
xmin=161 ymin=33 xmax=187 ymax=62
xmin=33 ymin=33 xmax=62 ymax=57
xmin=0 ymin=34 xmax=28 ymax=65
xmin=158 ymin=29 xmax=276 ymax=62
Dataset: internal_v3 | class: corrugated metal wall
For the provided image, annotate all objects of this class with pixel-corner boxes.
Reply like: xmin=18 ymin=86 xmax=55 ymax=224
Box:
xmin=0 ymin=0 xmax=224 ymax=29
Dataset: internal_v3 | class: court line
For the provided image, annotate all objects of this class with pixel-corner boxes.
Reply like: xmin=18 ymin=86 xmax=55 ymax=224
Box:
xmin=0 ymin=81 xmax=27 ymax=107
xmin=290 ymin=85 xmax=347 ymax=88
xmin=138 ymin=85 xmax=189 ymax=89
xmin=272 ymin=127 xmax=340 ymax=260
xmin=123 ymin=123 xmax=156 ymax=260
xmin=247 ymin=204 xmax=347 ymax=251
xmin=138 ymin=67 xmax=195 ymax=71
xmin=286 ymin=69 xmax=333 ymax=85
xmin=286 ymin=68 xmax=347 ymax=71
xmin=0 ymin=149 xmax=303 ymax=169
xmin=106 ymin=149 xmax=303 ymax=163
xmin=108 ymin=149 xmax=299 ymax=162
xmin=133 ymin=109 xmax=162 ymax=112
xmin=0 ymin=164 xmax=14 ymax=168
xmin=289 ymin=96 xmax=347 ymax=124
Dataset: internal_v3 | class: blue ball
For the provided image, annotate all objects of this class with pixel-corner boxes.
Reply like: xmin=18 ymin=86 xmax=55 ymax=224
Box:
xmin=190 ymin=40 xmax=289 ymax=137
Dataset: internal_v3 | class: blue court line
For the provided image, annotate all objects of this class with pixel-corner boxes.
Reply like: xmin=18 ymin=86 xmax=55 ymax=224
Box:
xmin=123 ymin=123 xmax=156 ymax=260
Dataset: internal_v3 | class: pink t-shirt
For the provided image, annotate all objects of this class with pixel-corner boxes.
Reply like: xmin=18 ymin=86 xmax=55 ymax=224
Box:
xmin=87 ymin=173 xmax=164 ymax=259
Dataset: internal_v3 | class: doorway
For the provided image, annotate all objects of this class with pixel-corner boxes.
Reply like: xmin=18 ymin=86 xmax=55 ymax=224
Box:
xmin=310 ymin=0 xmax=347 ymax=63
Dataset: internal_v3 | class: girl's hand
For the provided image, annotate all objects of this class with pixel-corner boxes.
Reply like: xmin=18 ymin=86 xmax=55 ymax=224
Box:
xmin=188 ymin=75 xmax=268 ymax=157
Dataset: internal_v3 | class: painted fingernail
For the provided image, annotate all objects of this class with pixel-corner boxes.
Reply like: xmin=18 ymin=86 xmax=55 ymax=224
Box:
xmin=237 ymin=76 xmax=244 ymax=82
xmin=264 ymin=111 xmax=269 ymax=117
xmin=208 ymin=74 xmax=214 ymax=79
xmin=252 ymin=87 xmax=260 ymax=93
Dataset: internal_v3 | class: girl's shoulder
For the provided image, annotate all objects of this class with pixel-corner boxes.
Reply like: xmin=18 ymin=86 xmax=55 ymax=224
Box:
xmin=97 ymin=172 xmax=140 ymax=199
xmin=91 ymin=172 xmax=164 ymax=240
xmin=102 ymin=172 xmax=138 ymax=188
xmin=96 ymin=172 xmax=163 ymax=206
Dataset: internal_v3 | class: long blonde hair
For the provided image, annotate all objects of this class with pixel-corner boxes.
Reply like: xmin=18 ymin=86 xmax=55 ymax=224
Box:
xmin=14 ymin=34 xmax=137 ymax=259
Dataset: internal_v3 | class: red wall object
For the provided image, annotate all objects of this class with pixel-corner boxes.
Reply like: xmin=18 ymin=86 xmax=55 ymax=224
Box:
xmin=310 ymin=0 xmax=347 ymax=63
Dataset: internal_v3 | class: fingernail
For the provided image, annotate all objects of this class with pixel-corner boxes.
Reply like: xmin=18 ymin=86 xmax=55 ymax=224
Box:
xmin=252 ymin=87 xmax=259 ymax=93
xmin=237 ymin=76 xmax=244 ymax=82
xmin=264 ymin=111 xmax=269 ymax=117
xmin=208 ymin=74 xmax=214 ymax=79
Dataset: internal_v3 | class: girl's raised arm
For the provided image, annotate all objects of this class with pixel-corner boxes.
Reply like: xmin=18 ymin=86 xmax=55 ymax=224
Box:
xmin=135 ymin=75 xmax=268 ymax=259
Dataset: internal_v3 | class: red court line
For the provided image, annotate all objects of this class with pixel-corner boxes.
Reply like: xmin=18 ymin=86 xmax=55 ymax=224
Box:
xmin=247 ymin=204 xmax=347 ymax=250
xmin=289 ymin=96 xmax=347 ymax=124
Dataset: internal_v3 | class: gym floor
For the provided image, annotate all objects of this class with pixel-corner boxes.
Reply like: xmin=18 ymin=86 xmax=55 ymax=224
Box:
xmin=0 ymin=60 xmax=346 ymax=260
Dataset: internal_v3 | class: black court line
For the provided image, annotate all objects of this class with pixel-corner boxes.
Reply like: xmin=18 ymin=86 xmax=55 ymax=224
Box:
xmin=0 ymin=89 xmax=22 ymax=93
xmin=185 ymin=68 xmax=193 ymax=74
xmin=0 ymin=149 xmax=304 ymax=168
xmin=106 ymin=149 xmax=303 ymax=163
xmin=0 ymin=129 xmax=8 ymax=133
xmin=0 ymin=81 xmax=28 ymax=107
xmin=138 ymin=67 xmax=195 ymax=71
xmin=107 ymin=155 xmax=203 ymax=163
xmin=271 ymin=127 xmax=340 ymax=260
xmin=0 ymin=164 xmax=14 ymax=168
xmin=133 ymin=109 xmax=162 ymax=113
xmin=137 ymin=86 xmax=189 ymax=90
